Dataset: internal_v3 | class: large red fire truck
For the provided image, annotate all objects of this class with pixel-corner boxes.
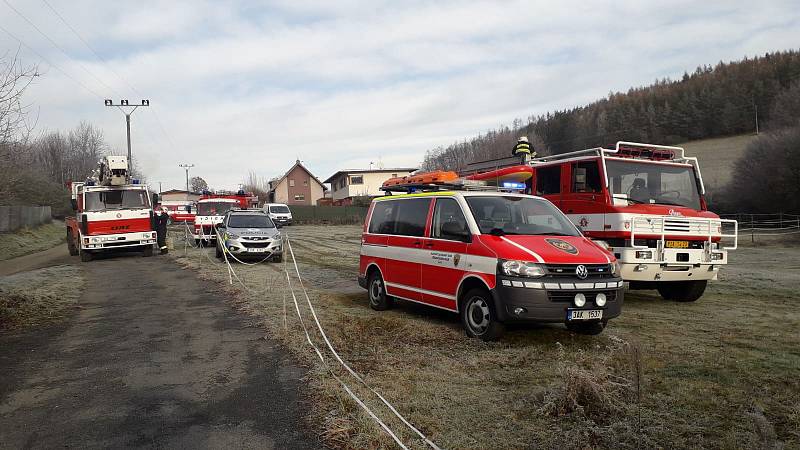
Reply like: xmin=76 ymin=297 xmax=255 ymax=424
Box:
xmin=463 ymin=141 xmax=738 ymax=302
xmin=66 ymin=156 xmax=158 ymax=261
xmin=193 ymin=190 xmax=258 ymax=242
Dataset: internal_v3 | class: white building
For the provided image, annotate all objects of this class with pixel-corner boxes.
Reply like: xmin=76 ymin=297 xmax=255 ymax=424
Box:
xmin=324 ymin=168 xmax=417 ymax=205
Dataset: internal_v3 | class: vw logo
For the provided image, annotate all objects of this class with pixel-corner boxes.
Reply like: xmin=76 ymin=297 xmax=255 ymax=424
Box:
xmin=575 ymin=265 xmax=589 ymax=280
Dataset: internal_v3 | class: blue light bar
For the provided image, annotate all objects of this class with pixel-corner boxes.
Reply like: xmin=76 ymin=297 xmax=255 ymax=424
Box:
xmin=132 ymin=179 xmax=140 ymax=184
xmin=502 ymin=181 xmax=525 ymax=190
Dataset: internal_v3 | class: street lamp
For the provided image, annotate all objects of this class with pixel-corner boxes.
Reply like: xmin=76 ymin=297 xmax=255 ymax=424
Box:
xmin=179 ymin=164 xmax=195 ymax=192
xmin=104 ymin=99 xmax=149 ymax=164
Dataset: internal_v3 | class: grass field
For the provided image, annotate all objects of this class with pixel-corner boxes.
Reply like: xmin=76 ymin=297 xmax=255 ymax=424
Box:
xmin=677 ymin=134 xmax=756 ymax=193
xmin=0 ymin=221 xmax=65 ymax=261
xmin=170 ymin=225 xmax=799 ymax=449
xmin=0 ymin=265 xmax=84 ymax=332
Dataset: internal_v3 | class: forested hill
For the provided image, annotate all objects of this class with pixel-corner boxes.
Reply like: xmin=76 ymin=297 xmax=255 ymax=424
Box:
xmin=421 ymin=50 xmax=800 ymax=171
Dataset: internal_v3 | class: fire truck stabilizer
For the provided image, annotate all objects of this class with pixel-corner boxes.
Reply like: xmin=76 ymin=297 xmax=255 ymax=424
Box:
xmin=65 ymin=156 xmax=158 ymax=262
xmin=454 ymin=141 xmax=738 ymax=302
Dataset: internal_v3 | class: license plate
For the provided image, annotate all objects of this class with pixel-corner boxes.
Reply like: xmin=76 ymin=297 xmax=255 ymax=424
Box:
xmin=249 ymin=248 xmax=268 ymax=253
xmin=665 ymin=240 xmax=689 ymax=248
xmin=568 ymin=310 xmax=603 ymax=321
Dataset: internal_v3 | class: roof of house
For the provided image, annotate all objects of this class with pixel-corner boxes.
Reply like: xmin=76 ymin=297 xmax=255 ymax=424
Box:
xmin=323 ymin=167 xmax=417 ymax=183
xmin=270 ymin=160 xmax=327 ymax=192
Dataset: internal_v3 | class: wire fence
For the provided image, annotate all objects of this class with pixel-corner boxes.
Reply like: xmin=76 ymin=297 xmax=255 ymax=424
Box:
xmin=720 ymin=212 xmax=800 ymax=241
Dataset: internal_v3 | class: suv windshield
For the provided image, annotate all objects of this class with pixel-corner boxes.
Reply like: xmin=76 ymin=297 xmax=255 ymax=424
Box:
xmin=465 ymin=196 xmax=580 ymax=236
xmin=228 ymin=214 xmax=275 ymax=228
xmin=269 ymin=205 xmax=290 ymax=214
xmin=197 ymin=202 xmax=235 ymax=216
xmin=606 ymin=159 xmax=701 ymax=209
xmin=84 ymin=190 xmax=149 ymax=211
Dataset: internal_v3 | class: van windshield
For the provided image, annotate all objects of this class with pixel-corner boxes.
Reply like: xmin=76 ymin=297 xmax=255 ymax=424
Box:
xmin=269 ymin=205 xmax=290 ymax=214
xmin=465 ymin=196 xmax=580 ymax=236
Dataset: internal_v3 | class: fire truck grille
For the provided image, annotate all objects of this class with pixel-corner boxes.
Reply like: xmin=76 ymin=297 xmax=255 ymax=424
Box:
xmin=548 ymin=290 xmax=618 ymax=303
xmin=544 ymin=264 xmax=613 ymax=278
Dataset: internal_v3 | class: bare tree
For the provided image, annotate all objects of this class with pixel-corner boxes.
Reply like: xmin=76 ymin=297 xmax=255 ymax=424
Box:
xmin=190 ymin=176 xmax=208 ymax=192
xmin=0 ymin=49 xmax=38 ymax=146
xmin=242 ymin=170 xmax=271 ymax=203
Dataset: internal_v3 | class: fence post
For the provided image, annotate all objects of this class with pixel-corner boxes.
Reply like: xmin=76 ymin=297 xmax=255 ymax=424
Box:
xmin=779 ymin=211 xmax=783 ymax=229
xmin=750 ymin=214 xmax=754 ymax=243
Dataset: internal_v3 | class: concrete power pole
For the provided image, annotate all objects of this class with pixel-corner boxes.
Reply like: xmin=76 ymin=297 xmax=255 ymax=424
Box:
xmin=104 ymin=99 xmax=150 ymax=164
xmin=179 ymin=164 xmax=195 ymax=192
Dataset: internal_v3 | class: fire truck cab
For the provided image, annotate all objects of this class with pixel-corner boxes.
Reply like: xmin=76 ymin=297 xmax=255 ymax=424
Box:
xmin=528 ymin=142 xmax=738 ymax=301
xmin=65 ymin=156 xmax=158 ymax=262
xmin=193 ymin=191 xmax=258 ymax=242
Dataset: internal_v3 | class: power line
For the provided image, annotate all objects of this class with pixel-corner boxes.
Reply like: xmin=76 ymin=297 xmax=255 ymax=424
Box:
xmin=0 ymin=22 xmax=105 ymax=100
xmin=2 ymin=0 xmax=121 ymax=97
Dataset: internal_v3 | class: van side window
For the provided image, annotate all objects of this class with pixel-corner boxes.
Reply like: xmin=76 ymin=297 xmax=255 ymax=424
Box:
xmin=536 ymin=166 xmax=561 ymax=195
xmin=431 ymin=198 xmax=468 ymax=240
xmin=393 ymin=198 xmax=431 ymax=237
xmin=368 ymin=201 xmax=396 ymax=234
xmin=572 ymin=161 xmax=601 ymax=193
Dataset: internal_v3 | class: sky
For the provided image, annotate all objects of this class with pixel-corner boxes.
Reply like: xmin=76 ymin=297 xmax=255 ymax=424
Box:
xmin=1 ymin=0 xmax=798 ymax=191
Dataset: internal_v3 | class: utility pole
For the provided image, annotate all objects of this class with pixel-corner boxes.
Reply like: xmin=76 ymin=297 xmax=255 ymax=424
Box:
xmin=179 ymin=164 xmax=194 ymax=192
xmin=158 ymin=181 xmax=162 ymax=193
xmin=104 ymin=99 xmax=150 ymax=164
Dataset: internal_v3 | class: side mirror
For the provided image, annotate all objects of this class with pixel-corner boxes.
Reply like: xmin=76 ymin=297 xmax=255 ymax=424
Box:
xmin=152 ymin=193 xmax=159 ymax=206
xmin=441 ymin=221 xmax=471 ymax=242
xmin=70 ymin=199 xmax=77 ymax=211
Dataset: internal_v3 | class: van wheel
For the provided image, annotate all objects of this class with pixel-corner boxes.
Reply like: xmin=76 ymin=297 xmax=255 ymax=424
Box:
xmin=566 ymin=320 xmax=607 ymax=335
xmin=657 ymin=280 xmax=707 ymax=302
xmin=461 ymin=288 xmax=505 ymax=341
xmin=143 ymin=246 xmax=154 ymax=257
xmin=80 ymin=249 xmax=93 ymax=262
xmin=368 ymin=272 xmax=392 ymax=311
xmin=67 ymin=231 xmax=78 ymax=256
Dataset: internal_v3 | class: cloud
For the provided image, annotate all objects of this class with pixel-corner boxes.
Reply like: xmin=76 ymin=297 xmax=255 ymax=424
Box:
xmin=2 ymin=0 xmax=799 ymax=189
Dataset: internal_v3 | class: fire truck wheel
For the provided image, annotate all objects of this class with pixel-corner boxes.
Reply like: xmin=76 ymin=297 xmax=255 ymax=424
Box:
xmin=67 ymin=231 xmax=78 ymax=256
xmin=566 ymin=319 xmax=607 ymax=335
xmin=461 ymin=288 xmax=505 ymax=341
xmin=657 ymin=280 xmax=707 ymax=302
xmin=142 ymin=246 xmax=154 ymax=257
xmin=79 ymin=249 xmax=92 ymax=262
xmin=367 ymin=271 xmax=393 ymax=311
xmin=215 ymin=244 xmax=223 ymax=259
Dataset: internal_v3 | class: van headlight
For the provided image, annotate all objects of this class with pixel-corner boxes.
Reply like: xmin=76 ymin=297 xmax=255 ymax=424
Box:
xmin=611 ymin=261 xmax=621 ymax=276
xmin=500 ymin=260 xmax=546 ymax=278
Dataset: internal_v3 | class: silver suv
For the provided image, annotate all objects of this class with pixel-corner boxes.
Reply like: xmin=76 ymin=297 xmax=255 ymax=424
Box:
xmin=215 ymin=209 xmax=282 ymax=262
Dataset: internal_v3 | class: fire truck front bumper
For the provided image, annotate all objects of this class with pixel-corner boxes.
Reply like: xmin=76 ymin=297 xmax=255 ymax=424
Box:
xmin=82 ymin=232 xmax=157 ymax=250
xmin=618 ymin=247 xmax=727 ymax=282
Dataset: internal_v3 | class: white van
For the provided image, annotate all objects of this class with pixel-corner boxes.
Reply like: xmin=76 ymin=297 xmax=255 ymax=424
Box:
xmin=262 ymin=203 xmax=293 ymax=226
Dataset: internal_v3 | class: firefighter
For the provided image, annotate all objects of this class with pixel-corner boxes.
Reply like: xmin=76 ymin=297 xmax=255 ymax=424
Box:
xmin=155 ymin=206 xmax=169 ymax=254
xmin=512 ymin=136 xmax=535 ymax=163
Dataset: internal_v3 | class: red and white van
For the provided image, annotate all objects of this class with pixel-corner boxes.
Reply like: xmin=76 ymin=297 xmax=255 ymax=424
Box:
xmin=358 ymin=190 xmax=624 ymax=340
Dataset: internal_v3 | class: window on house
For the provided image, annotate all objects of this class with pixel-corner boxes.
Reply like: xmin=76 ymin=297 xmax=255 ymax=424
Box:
xmin=289 ymin=179 xmax=295 ymax=187
xmin=350 ymin=175 xmax=363 ymax=185
xmin=535 ymin=165 xmax=561 ymax=195
xmin=303 ymin=180 xmax=308 ymax=186
xmin=294 ymin=194 xmax=305 ymax=201
xmin=391 ymin=173 xmax=397 ymax=178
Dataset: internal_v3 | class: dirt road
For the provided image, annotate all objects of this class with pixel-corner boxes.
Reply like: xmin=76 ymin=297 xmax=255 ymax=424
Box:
xmin=0 ymin=252 xmax=319 ymax=448
xmin=0 ymin=243 xmax=71 ymax=277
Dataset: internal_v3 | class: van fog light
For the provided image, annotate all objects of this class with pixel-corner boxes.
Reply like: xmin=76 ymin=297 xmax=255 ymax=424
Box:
xmin=513 ymin=307 xmax=526 ymax=315
xmin=595 ymin=293 xmax=607 ymax=307
xmin=636 ymin=250 xmax=653 ymax=259
xmin=574 ymin=293 xmax=586 ymax=307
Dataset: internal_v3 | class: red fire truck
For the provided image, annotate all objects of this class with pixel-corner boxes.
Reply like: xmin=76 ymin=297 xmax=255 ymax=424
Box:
xmin=193 ymin=190 xmax=258 ymax=242
xmin=464 ymin=142 xmax=738 ymax=302
xmin=66 ymin=156 xmax=158 ymax=261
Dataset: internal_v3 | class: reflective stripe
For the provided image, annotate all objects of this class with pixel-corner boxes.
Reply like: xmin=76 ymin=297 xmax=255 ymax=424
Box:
xmin=500 ymin=236 xmax=545 ymax=263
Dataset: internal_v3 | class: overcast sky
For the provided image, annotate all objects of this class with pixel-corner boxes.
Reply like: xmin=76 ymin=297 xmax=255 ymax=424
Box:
xmin=1 ymin=1 xmax=798 ymax=191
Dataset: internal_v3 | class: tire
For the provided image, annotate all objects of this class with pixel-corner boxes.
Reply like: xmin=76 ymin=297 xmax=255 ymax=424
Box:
xmin=367 ymin=271 xmax=392 ymax=311
xmin=67 ymin=230 xmax=78 ymax=256
xmin=142 ymin=246 xmax=154 ymax=257
xmin=272 ymin=253 xmax=283 ymax=263
xmin=79 ymin=249 xmax=92 ymax=262
xmin=657 ymin=280 xmax=707 ymax=302
xmin=215 ymin=243 xmax=223 ymax=259
xmin=460 ymin=288 xmax=505 ymax=341
xmin=566 ymin=319 xmax=607 ymax=335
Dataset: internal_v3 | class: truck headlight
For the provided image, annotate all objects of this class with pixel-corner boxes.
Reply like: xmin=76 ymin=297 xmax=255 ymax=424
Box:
xmin=500 ymin=260 xmax=545 ymax=278
xmin=611 ymin=261 xmax=621 ymax=277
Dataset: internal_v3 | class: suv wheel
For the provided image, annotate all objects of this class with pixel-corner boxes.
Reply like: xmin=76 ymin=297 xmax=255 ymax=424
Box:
xmin=368 ymin=271 xmax=392 ymax=311
xmin=460 ymin=288 xmax=505 ymax=341
xmin=566 ymin=319 xmax=607 ymax=335
xmin=272 ymin=253 xmax=283 ymax=263
xmin=657 ymin=280 xmax=707 ymax=302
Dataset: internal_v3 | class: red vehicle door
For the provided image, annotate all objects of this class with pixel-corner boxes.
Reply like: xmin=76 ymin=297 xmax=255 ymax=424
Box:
xmin=383 ymin=198 xmax=432 ymax=303
xmin=533 ymin=164 xmax=563 ymax=207
xmin=560 ymin=158 xmax=606 ymax=234
xmin=420 ymin=197 xmax=469 ymax=311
